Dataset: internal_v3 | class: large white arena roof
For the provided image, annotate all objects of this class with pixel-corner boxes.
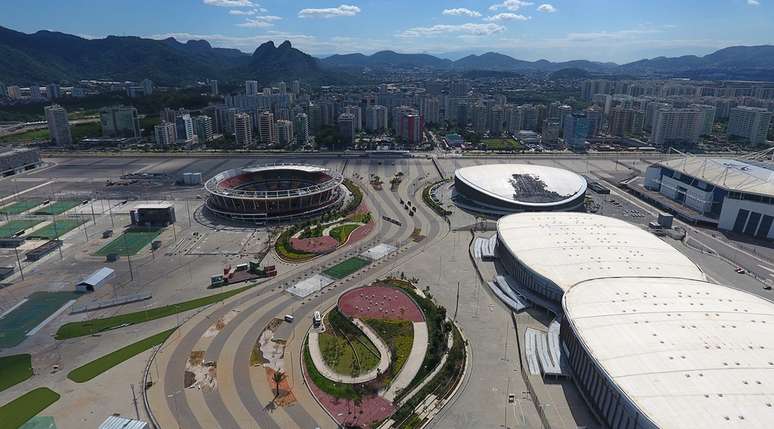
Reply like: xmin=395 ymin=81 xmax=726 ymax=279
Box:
xmin=657 ymin=157 xmax=774 ymax=197
xmin=496 ymin=212 xmax=705 ymax=290
xmin=564 ymin=277 xmax=774 ymax=428
xmin=455 ymin=164 xmax=587 ymax=207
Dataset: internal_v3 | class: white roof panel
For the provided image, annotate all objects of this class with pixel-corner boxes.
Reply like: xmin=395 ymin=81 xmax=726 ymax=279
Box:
xmin=496 ymin=212 xmax=705 ymax=290
xmin=455 ymin=164 xmax=587 ymax=207
xmin=657 ymin=157 xmax=774 ymax=197
xmin=564 ymin=277 xmax=774 ymax=429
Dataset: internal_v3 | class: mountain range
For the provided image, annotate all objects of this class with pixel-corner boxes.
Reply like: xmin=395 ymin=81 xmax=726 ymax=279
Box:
xmin=1 ymin=25 xmax=774 ymax=84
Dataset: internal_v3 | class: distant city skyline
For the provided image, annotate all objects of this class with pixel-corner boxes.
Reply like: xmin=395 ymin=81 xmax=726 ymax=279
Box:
xmin=2 ymin=0 xmax=772 ymax=63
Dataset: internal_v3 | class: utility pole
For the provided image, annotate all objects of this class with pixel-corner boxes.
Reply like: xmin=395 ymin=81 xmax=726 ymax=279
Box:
xmin=130 ymin=384 xmax=139 ymax=420
xmin=13 ymin=246 xmax=24 ymax=281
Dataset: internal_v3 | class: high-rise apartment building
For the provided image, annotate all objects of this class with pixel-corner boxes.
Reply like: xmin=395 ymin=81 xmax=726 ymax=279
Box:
xmin=30 ymin=85 xmax=42 ymax=99
xmin=141 ymin=79 xmax=154 ymax=96
xmin=563 ymin=113 xmax=591 ymax=150
xmin=365 ymin=105 xmax=388 ymax=132
xmin=581 ymin=79 xmax=613 ymax=101
xmin=245 ymin=80 xmax=259 ymax=96
xmin=7 ymin=85 xmax=20 ymax=99
xmin=234 ymin=113 xmax=252 ymax=146
xmin=728 ymin=106 xmax=772 ymax=145
xmin=154 ymin=121 xmax=176 ymax=146
xmin=194 ymin=115 xmax=214 ymax=143
xmin=100 ymin=106 xmax=140 ymax=138
xmin=46 ymin=83 xmax=60 ymax=100
xmin=294 ymin=112 xmax=309 ymax=145
xmin=175 ymin=114 xmax=195 ymax=142
xmin=420 ymin=97 xmax=441 ymax=125
xmin=397 ymin=111 xmax=424 ymax=145
xmin=344 ymin=106 xmax=362 ymax=131
xmin=691 ymin=104 xmax=717 ymax=136
xmin=652 ymin=108 xmax=703 ymax=148
xmin=276 ymin=120 xmax=294 ymax=146
xmin=45 ymin=104 xmax=72 ymax=145
xmin=208 ymin=79 xmax=219 ymax=96
xmin=258 ymin=111 xmax=276 ymax=144
xmin=337 ymin=113 xmax=356 ymax=146
xmin=292 ymin=80 xmax=301 ymax=95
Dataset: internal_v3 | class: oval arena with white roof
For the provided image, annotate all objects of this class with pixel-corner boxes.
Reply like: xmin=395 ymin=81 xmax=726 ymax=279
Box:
xmin=453 ymin=164 xmax=587 ymax=216
xmin=496 ymin=212 xmax=774 ymax=429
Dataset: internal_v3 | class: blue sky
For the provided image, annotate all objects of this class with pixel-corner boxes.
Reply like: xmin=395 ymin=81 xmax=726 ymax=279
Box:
xmin=2 ymin=0 xmax=772 ymax=63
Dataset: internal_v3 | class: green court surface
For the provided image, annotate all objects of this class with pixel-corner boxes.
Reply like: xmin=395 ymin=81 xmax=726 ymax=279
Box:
xmin=26 ymin=218 xmax=86 ymax=239
xmin=94 ymin=228 xmax=163 ymax=256
xmin=34 ymin=200 xmax=82 ymax=216
xmin=0 ymin=200 xmax=43 ymax=215
xmin=0 ymin=219 xmax=44 ymax=238
xmin=322 ymin=256 xmax=371 ymax=279
xmin=0 ymin=388 xmax=60 ymax=429
xmin=20 ymin=416 xmax=57 ymax=429
xmin=0 ymin=292 xmax=80 ymax=349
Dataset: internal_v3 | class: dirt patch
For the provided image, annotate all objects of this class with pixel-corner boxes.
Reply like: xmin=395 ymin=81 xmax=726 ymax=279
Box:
xmin=338 ymin=285 xmax=424 ymax=322
xmin=185 ymin=350 xmax=217 ymax=391
xmin=266 ymin=368 xmax=297 ymax=407
xmin=202 ymin=309 xmax=239 ymax=338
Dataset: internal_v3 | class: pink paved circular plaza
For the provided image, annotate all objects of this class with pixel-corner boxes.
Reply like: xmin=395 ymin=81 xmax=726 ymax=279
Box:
xmin=338 ymin=285 xmax=424 ymax=322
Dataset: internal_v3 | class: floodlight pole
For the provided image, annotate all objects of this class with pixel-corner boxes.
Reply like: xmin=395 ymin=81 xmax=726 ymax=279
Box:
xmin=13 ymin=246 xmax=24 ymax=281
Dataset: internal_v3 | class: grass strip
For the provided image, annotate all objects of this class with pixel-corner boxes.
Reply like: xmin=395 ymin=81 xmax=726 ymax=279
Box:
xmin=329 ymin=223 xmax=361 ymax=244
xmin=0 ymin=387 xmax=60 ymax=429
xmin=303 ymin=341 xmax=359 ymax=400
xmin=0 ymin=354 xmax=33 ymax=392
xmin=56 ymin=284 xmax=254 ymax=339
xmin=67 ymin=328 xmax=175 ymax=382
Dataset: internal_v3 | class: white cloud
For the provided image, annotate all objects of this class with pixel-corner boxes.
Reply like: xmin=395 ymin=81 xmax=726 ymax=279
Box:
xmin=399 ymin=23 xmax=506 ymax=38
xmin=747 ymin=0 xmax=760 ymax=5
xmin=298 ymin=4 xmax=361 ymax=18
xmin=485 ymin=13 xmax=530 ymax=22
xmin=442 ymin=8 xmax=482 ymax=17
xmin=236 ymin=15 xmax=282 ymax=27
xmin=229 ymin=9 xmax=255 ymax=15
xmin=537 ymin=4 xmax=557 ymax=13
xmin=203 ymin=0 xmax=254 ymax=7
xmin=489 ymin=0 xmax=533 ymax=11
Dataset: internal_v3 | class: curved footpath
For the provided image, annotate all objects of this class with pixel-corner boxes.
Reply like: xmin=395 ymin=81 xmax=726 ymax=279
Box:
xmin=383 ymin=321 xmax=428 ymax=402
xmin=146 ymin=159 xmax=448 ymax=429
xmin=308 ymin=317 xmax=392 ymax=384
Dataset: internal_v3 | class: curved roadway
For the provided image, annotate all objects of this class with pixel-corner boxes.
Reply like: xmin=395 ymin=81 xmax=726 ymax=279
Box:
xmin=148 ymin=159 xmax=447 ymax=429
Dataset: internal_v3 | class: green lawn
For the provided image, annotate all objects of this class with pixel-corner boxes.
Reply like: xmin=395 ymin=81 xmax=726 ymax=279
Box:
xmin=322 ymin=257 xmax=371 ymax=279
xmin=0 ymin=121 xmax=101 ymax=144
xmin=0 ymin=354 xmax=33 ymax=392
xmin=55 ymin=284 xmax=254 ymax=339
xmin=34 ymin=200 xmax=82 ymax=215
xmin=26 ymin=218 xmax=86 ymax=239
xmin=94 ymin=227 xmax=162 ymax=256
xmin=0 ymin=200 xmax=43 ymax=215
xmin=303 ymin=342 xmax=359 ymax=400
xmin=363 ymin=319 xmax=414 ymax=381
xmin=481 ymin=138 xmax=521 ymax=151
xmin=0 ymin=387 xmax=60 ymax=429
xmin=68 ymin=328 xmax=176 ymax=382
xmin=0 ymin=129 xmax=50 ymax=143
xmin=329 ymin=223 xmax=361 ymax=244
xmin=0 ymin=291 xmax=80 ymax=349
xmin=318 ymin=310 xmax=380 ymax=377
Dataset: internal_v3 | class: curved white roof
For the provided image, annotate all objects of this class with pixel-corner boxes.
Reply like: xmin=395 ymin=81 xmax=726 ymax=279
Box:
xmin=564 ymin=277 xmax=774 ymax=428
xmin=455 ymin=164 xmax=587 ymax=207
xmin=496 ymin=212 xmax=705 ymax=290
xmin=242 ymin=164 xmax=328 ymax=174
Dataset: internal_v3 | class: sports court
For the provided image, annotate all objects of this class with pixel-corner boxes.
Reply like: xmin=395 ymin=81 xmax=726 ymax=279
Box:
xmin=322 ymin=256 xmax=371 ymax=279
xmin=0 ymin=199 xmax=43 ymax=215
xmin=34 ymin=200 xmax=82 ymax=215
xmin=0 ymin=219 xmax=44 ymax=238
xmin=94 ymin=228 xmax=163 ymax=256
xmin=26 ymin=218 xmax=87 ymax=239
xmin=0 ymin=291 xmax=80 ymax=349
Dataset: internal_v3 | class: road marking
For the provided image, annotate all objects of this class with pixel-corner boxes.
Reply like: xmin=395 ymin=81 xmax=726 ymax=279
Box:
xmin=0 ymin=180 xmax=55 ymax=204
xmin=0 ymin=298 xmax=27 ymax=319
xmin=27 ymin=299 xmax=77 ymax=336
xmin=758 ymin=264 xmax=774 ymax=274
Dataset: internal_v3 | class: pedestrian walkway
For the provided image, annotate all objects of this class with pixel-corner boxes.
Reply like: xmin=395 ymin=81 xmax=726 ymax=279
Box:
xmin=308 ymin=317 xmax=392 ymax=384
xmin=383 ymin=321 xmax=428 ymax=401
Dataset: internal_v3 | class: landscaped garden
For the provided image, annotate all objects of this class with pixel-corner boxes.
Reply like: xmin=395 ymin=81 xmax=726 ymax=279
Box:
xmin=302 ymin=278 xmax=466 ymax=428
xmin=275 ymin=179 xmax=374 ymax=262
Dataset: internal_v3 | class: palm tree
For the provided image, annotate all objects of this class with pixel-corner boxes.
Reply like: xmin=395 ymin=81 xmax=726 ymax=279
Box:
xmin=272 ymin=370 xmax=285 ymax=398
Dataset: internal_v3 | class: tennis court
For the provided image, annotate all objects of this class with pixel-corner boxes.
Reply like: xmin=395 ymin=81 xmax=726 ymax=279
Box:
xmin=26 ymin=218 xmax=86 ymax=239
xmin=323 ymin=256 xmax=371 ymax=279
xmin=34 ymin=200 xmax=82 ymax=215
xmin=0 ymin=219 xmax=44 ymax=238
xmin=0 ymin=291 xmax=80 ymax=349
xmin=94 ymin=228 xmax=163 ymax=256
xmin=0 ymin=200 xmax=43 ymax=215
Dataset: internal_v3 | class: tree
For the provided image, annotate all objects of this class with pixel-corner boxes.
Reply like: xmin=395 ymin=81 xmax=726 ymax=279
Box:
xmin=272 ymin=370 xmax=285 ymax=398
